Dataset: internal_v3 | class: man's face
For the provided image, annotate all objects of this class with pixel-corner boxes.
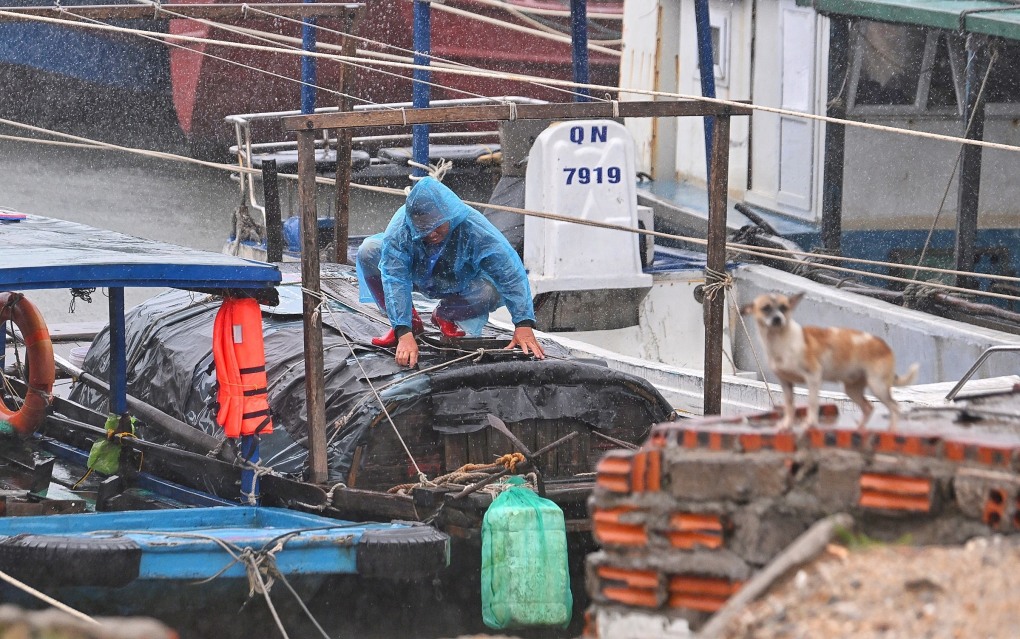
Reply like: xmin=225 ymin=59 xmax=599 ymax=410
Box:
xmin=423 ymin=221 xmax=451 ymax=245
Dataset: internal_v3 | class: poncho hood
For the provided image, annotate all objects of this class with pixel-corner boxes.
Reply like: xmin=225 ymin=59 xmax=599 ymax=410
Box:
xmin=403 ymin=177 xmax=473 ymax=240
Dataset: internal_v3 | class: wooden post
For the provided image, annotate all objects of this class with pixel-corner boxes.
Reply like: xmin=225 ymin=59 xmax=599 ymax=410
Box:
xmin=821 ymin=16 xmax=849 ymax=254
xmin=955 ymin=34 xmax=988 ymax=291
xmin=298 ymin=129 xmax=329 ymax=484
xmin=262 ymin=159 xmax=284 ymax=263
xmin=332 ymin=8 xmax=363 ymax=264
xmin=703 ymin=113 xmax=731 ymax=416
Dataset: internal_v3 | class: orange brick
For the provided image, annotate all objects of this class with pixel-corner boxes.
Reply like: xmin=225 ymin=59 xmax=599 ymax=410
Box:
xmin=631 ymin=451 xmax=648 ymax=493
xmin=667 ymin=575 xmax=742 ymax=612
xmin=771 ymin=431 xmax=797 ymax=452
xmin=739 ymin=433 xmax=763 ymax=452
xmin=859 ymin=473 xmax=932 ymax=513
xmin=593 ymin=506 xmax=647 ymax=547
xmin=597 ymin=453 xmax=634 ymax=493
xmin=597 ymin=565 xmax=659 ymax=589
xmin=604 ymin=587 xmax=659 ymax=608
xmin=646 ymin=449 xmax=662 ymax=492
xmin=666 ymin=513 xmax=725 ymax=549
xmin=983 ymin=489 xmax=1007 ymax=529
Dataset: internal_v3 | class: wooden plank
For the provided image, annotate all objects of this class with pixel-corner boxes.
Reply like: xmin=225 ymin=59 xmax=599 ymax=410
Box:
xmin=488 ymin=421 xmax=514 ymax=459
xmin=535 ymin=420 xmax=558 ymax=476
xmin=467 ymin=428 xmax=488 ymax=465
xmin=444 ymin=433 xmax=468 ymax=472
xmin=515 ymin=421 xmax=537 ymax=460
xmin=702 ymin=115 xmax=731 ymax=416
xmin=285 ymin=99 xmax=753 ymax=132
xmin=299 ymin=129 xmax=329 ymax=484
xmin=0 ymin=3 xmax=364 ymax=20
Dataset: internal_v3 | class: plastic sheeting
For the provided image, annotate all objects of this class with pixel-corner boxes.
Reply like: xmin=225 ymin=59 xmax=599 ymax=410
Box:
xmin=70 ymin=272 xmax=673 ymax=483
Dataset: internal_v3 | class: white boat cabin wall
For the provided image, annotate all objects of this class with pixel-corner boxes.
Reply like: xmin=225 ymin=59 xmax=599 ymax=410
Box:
xmin=619 ymin=0 xmax=1020 ymax=247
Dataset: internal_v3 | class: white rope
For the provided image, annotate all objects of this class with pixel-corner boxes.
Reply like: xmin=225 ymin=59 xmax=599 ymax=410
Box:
xmin=301 ymin=286 xmax=430 ymax=484
xmin=459 ymin=0 xmax=623 ymax=21
xmin=15 ymin=5 xmax=1020 ymax=157
xmin=0 ymin=569 xmax=101 ymax=626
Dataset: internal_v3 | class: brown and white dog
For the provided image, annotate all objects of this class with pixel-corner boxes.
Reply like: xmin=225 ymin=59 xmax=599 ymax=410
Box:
xmin=740 ymin=292 xmax=919 ymax=430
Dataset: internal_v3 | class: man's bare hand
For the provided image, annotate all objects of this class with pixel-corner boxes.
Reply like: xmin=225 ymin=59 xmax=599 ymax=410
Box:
xmin=506 ymin=326 xmax=545 ymax=359
xmin=395 ymin=332 xmax=419 ymax=368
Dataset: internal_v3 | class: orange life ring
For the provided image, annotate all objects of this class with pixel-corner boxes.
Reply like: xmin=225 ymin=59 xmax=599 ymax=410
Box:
xmin=0 ymin=292 xmax=55 ymax=436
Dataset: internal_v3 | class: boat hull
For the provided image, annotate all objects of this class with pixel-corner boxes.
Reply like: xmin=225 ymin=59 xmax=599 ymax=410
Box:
xmin=170 ymin=0 xmax=621 ymax=146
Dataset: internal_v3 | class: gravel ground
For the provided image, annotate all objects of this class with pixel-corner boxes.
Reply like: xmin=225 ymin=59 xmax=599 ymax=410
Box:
xmin=720 ymin=536 xmax=1020 ymax=639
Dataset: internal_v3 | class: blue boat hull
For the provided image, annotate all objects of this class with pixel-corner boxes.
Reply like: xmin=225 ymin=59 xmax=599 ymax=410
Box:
xmin=0 ymin=506 xmax=448 ymax=583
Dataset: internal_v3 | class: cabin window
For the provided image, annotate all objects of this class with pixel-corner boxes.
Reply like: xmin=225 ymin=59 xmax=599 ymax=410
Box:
xmin=699 ymin=9 xmax=730 ymax=87
xmin=848 ymin=21 xmax=963 ymax=116
xmin=981 ymin=40 xmax=1020 ymax=103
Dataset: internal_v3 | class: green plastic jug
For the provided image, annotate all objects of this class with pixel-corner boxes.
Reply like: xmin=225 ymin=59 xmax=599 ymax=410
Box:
xmin=481 ymin=476 xmax=572 ymax=629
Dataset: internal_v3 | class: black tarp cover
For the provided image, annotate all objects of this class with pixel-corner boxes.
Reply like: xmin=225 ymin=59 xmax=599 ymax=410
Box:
xmin=70 ymin=269 xmax=673 ymax=483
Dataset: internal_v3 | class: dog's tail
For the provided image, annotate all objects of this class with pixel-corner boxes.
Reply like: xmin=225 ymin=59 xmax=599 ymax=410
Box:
xmin=894 ymin=363 xmax=920 ymax=387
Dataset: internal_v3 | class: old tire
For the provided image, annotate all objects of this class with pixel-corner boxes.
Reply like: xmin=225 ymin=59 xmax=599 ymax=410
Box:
xmin=0 ymin=534 xmax=141 ymax=587
xmin=357 ymin=525 xmax=449 ymax=579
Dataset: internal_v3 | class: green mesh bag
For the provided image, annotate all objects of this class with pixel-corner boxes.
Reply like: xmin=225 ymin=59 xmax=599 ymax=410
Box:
xmin=481 ymin=476 xmax=572 ymax=630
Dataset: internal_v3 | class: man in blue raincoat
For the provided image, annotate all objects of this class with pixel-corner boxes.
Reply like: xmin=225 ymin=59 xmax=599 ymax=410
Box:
xmin=357 ymin=177 xmax=545 ymax=368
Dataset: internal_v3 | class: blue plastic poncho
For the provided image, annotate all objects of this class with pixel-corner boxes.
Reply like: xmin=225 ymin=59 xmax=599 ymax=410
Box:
xmin=358 ymin=177 xmax=536 ymax=332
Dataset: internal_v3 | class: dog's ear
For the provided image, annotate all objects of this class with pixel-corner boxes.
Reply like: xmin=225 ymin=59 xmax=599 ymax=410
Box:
xmin=739 ymin=302 xmax=754 ymax=316
xmin=788 ymin=291 xmax=805 ymax=309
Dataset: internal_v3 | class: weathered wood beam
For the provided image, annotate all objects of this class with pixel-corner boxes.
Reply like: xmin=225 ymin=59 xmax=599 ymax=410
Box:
xmin=298 ymin=129 xmax=329 ymax=485
xmin=703 ymin=115 xmax=731 ymax=416
xmin=0 ymin=3 xmax=363 ymax=20
xmin=285 ymin=99 xmax=752 ymax=132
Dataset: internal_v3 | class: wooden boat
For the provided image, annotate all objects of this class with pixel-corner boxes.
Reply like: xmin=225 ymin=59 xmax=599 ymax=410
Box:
xmin=0 ymin=213 xmax=451 ymax=635
xmin=2 ymin=212 xmax=675 ymax=633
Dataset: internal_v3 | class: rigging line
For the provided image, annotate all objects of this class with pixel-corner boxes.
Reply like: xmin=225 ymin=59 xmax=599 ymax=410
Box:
xmin=915 ymin=46 xmax=998 ymax=279
xmin=459 ymin=0 xmax=623 ymax=21
xmin=425 ymin=0 xmax=622 ymax=56
xmin=13 ymin=6 xmax=1020 ymax=158
xmin=17 ymin=6 xmax=1020 ymax=158
xmin=124 ymin=1 xmax=370 ymax=105
xmin=5 ymin=115 xmax=1018 ymax=298
xmin=62 ymin=8 xmax=349 ymax=104
xmin=451 ymin=0 xmax=623 ymax=44
xmin=304 ymin=286 xmax=427 ymax=480
xmin=245 ymin=6 xmax=595 ymax=103
xmin=0 ymin=569 xmax=101 ymax=626
xmin=0 ymin=10 xmax=595 ymax=95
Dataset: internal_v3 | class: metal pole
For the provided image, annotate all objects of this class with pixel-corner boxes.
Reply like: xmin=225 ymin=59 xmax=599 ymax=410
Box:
xmin=821 ymin=17 xmax=849 ymax=254
xmin=240 ymin=435 xmax=261 ymax=503
xmin=694 ymin=0 xmax=716 ymax=184
xmin=262 ymin=159 xmax=284 ymax=263
xmin=570 ymin=0 xmax=590 ymax=102
xmin=108 ymin=287 xmax=127 ymax=416
xmin=955 ymin=34 xmax=987 ymax=290
xmin=411 ymin=0 xmax=432 ymax=176
xmin=298 ymin=129 xmax=329 ymax=484
xmin=301 ymin=0 xmax=317 ymax=114
xmin=703 ymin=114 xmax=731 ymax=416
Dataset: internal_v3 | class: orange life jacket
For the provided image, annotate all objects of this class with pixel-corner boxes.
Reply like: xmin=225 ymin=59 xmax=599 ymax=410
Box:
xmin=212 ymin=297 xmax=273 ymax=438
xmin=0 ymin=292 xmax=55 ymax=436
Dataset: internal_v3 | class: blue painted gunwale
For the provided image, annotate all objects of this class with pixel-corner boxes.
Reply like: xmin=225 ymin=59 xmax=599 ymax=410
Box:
xmin=0 ymin=506 xmax=395 ymax=579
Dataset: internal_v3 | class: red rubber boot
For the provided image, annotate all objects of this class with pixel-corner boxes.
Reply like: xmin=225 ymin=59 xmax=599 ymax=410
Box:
xmin=431 ymin=314 xmax=465 ymax=338
xmin=371 ymin=309 xmax=425 ymax=346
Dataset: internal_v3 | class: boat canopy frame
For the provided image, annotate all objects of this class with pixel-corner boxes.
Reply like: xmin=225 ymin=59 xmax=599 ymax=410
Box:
xmin=281 ymin=98 xmax=753 ymax=482
xmin=0 ymin=214 xmax=281 ymax=417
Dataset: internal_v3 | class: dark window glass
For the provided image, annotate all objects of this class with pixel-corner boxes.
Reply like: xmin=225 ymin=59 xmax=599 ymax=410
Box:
xmin=855 ymin=22 xmax=925 ymax=106
xmin=926 ymin=35 xmax=958 ymax=110
xmin=982 ymin=42 xmax=1020 ymax=103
